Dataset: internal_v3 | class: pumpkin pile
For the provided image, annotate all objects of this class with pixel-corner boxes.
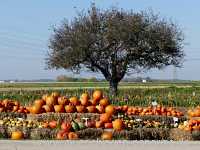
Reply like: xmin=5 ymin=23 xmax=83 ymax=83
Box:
xmin=0 ymin=99 xmax=27 ymax=113
xmin=26 ymin=90 xmax=113 ymax=114
xmin=188 ymin=106 xmax=200 ymax=117
xmin=125 ymin=105 xmax=184 ymax=117
xmin=178 ymin=119 xmax=200 ymax=132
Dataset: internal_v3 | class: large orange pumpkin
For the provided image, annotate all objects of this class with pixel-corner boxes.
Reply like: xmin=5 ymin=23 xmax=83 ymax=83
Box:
xmin=80 ymin=93 xmax=90 ymax=106
xmin=112 ymin=119 xmax=124 ymax=131
xmin=54 ymin=105 xmax=65 ymax=113
xmin=69 ymin=97 xmax=80 ymax=106
xmin=100 ymin=113 xmax=111 ymax=123
xmin=101 ymin=131 xmax=113 ymax=140
xmin=46 ymin=96 xmax=57 ymax=106
xmin=68 ymin=132 xmax=78 ymax=140
xmin=93 ymin=90 xmax=103 ymax=101
xmin=11 ymin=131 xmax=24 ymax=140
xmin=34 ymin=99 xmax=45 ymax=107
xmin=65 ymin=105 xmax=75 ymax=113
xmin=105 ymin=105 xmax=115 ymax=115
xmin=99 ymin=98 xmax=110 ymax=107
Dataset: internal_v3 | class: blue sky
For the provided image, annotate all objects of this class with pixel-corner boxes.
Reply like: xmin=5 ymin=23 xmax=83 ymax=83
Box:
xmin=0 ymin=0 xmax=199 ymax=80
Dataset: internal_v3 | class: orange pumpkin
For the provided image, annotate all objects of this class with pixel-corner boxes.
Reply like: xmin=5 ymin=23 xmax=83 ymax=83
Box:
xmin=95 ymin=121 xmax=103 ymax=128
xmin=76 ymin=105 xmax=86 ymax=113
xmin=34 ymin=99 xmax=45 ymax=107
xmin=86 ymin=106 xmax=96 ymax=113
xmin=93 ymin=90 xmax=103 ymax=101
xmin=68 ymin=132 xmax=78 ymax=140
xmin=42 ymin=94 xmax=48 ymax=101
xmin=69 ymin=97 xmax=80 ymax=106
xmin=99 ymin=98 xmax=109 ymax=107
xmin=51 ymin=92 xmax=60 ymax=98
xmin=112 ymin=119 xmax=124 ymax=131
xmin=100 ymin=113 xmax=111 ymax=123
xmin=46 ymin=96 xmax=57 ymax=106
xmin=54 ymin=105 xmax=65 ymax=113
xmin=105 ymin=105 xmax=115 ymax=115
xmin=96 ymin=105 xmax=105 ymax=114
xmin=65 ymin=105 xmax=75 ymax=113
xmin=30 ymin=105 xmax=41 ymax=114
xmin=11 ymin=131 xmax=24 ymax=140
xmin=80 ymin=93 xmax=90 ymax=106
xmin=42 ymin=105 xmax=53 ymax=113
xmin=101 ymin=131 xmax=113 ymax=140
xmin=58 ymin=97 xmax=69 ymax=105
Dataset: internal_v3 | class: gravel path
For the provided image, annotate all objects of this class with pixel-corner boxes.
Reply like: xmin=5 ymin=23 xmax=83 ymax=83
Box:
xmin=0 ymin=140 xmax=200 ymax=150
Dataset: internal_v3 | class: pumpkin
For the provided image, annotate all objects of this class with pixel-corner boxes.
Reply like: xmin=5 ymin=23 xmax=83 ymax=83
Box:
xmin=42 ymin=94 xmax=48 ymax=101
xmin=65 ymin=105 xmax=75 ymax=113
xmin=12 ymin=105 xmax=18 ymax=112
xmin=56 ymin=130 xmax=68 ymax=140
xmin=80 ymin=93 xmax=90 ymax=106
xmin=96 ymin=105 xmax=105 ymax=114
xmin=11 ymin=131 xmax=24 ymax=140
xmin=101 ymin=131 xmax=113 ymax=140
xmin=104 ymin=122 xmax=113 ymax=129
xmin=99 ymin=98 xmax=109 ymax=107
xmin=76 ymin=105 xmax=86 ymax=113
xmin=86 ymin=106 xmax=96 ymax=113
xmin=14 ymin=101 xmax=20 ymax=107
xmin=49 ymin=120 xmax=57 ymax=129
xmin=122 ymin=105 xmax=128 ymax=112
xmin=51 ymin=92 xmax=60 ymax=98
xmin=54 ymin=105 xmax=65 ymax=113
xmin=42 ymin=122 xmax=49 ymax=128
xmin=61 ymin=122 xmax=71 ymax=131
xmin=69 ymin=97 xmax=80 ymax=106
xmin=30 ymin=105 xmax=41 ymax=114
xmin=58 ymin=96 xmax=69 ymax=105
xmin=0 ymin=107 xmax=4 ymax=112
xmin=46 ymin=96 xmax=57 ymax=106
xmin=93 ymin=90 xmax=103 ymax=101
xmin=95 ymin=121 xmax=103 ymax=128
xmin=100 ymin=113 xmax=111 ymax=123
xmin=105 ymin=105 xmax=115 ymax=115
xmin=112 ymin=119 xmax=124 ymax=131
xmin=42 ymin=105 xmax=53 ymax=113
xmin=34 ymin=99 xmax=45 ymax=107
xmin=68 ymin=132 xmax=78 ymax=140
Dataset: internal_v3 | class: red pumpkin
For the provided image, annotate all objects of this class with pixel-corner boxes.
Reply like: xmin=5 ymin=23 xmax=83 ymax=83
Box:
xmin=104 ymin=122 xmax=113 ymax=129
xmin=61 ymin=122 xmax=71 ymax=132
xmin=49 ymin=120 xmax=57 ymax=129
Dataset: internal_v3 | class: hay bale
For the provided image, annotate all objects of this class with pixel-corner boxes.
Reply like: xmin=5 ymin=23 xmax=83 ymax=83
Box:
xmin=77 ymin=128 xmax=103 ymax=140
xmin=169 ymin=128 xmax=193 ymax=141
xmin=0 ymin=126 xmax=8 ymax=139
xmin=30 ymin=128 xmax=57 ymax=140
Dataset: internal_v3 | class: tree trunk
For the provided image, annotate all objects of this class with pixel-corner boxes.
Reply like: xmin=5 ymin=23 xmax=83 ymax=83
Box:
xmin=109 ymin=80 xmax=118 ymax=96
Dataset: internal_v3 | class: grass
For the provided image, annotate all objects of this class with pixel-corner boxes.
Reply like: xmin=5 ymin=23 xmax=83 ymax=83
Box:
xmin=1 ymin=84 xmax=200 ymax=107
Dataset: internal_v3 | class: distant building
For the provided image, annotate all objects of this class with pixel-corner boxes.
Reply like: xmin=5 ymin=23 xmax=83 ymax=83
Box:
xmin=142 ymin=79 xmax=147 ymax=83
xmin=9 ymin=80 xmax=15 ymax=83
xmin=0 ymin=80 xmax=5 ymax=83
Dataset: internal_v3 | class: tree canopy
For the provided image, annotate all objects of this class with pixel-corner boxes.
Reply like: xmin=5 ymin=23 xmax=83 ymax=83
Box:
xmin=47 ymin=4 xmax=184 ymax=95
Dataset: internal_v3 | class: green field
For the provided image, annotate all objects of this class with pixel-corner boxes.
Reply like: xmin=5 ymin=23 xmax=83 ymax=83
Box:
xmin=0 ymin=82 xmax=200 ymax=107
